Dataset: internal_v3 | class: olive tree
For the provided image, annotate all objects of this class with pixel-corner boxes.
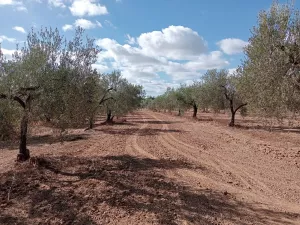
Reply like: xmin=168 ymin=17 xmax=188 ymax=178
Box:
xmin=101 ymin=71 xmax=145 ymax=123
xmin=176 ymin=84 xmax=199 ymax=117
xmin=241 ymin=1 xmax=300 ymax=119
xmin=0 ymin=27 xmax=100 ymax=161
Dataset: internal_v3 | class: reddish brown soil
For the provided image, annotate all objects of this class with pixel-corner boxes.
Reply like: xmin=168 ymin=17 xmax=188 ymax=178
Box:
xmin=0 ymin=110 xmax=299 ymax=225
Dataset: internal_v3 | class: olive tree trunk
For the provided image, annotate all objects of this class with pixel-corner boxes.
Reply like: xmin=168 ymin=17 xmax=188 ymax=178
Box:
xmin=17 ymin=111 xmax=30 ymax=161
xmin=192 ymin=103 xmax=198 ymax=118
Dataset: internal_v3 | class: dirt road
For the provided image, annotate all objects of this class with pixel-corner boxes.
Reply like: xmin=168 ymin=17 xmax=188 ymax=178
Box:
xmin=0 ymin=110 xmax=299 ymax=224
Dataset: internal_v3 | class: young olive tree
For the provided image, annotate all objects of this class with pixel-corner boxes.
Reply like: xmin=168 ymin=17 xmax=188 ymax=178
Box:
xmin=221 ymin=75 xmax=247 ymax=127
xmin=101 ymin=71 xmax=145 ymax=123
xmin=0 ymin=27 xmax=100 ymax=161
xmin=176 ymin=84 xmax=199 ymax=117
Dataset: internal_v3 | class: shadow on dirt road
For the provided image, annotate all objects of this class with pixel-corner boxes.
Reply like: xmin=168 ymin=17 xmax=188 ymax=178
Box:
xmin=1 ymin=155 xmax=298 ymax=225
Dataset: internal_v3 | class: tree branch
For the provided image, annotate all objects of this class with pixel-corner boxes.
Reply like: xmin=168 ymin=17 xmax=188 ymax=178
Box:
xmin=100 ymin=97 xmax=115 ymax=105
xmin=12 ymin=96 xmax=26 ymax=109
xmin=99 ymin=87 xmax=114 ymax=105
xmin=19 ymin=86 xmax=40 ymax=91
xmin=0 ymin=93 xmax=26 ymax=109
xmin=221 ymin=85 xmax=230 ymax=101
xmin=0 ymin=93 xmax=7 ymax=99
xmin=234 ymin=103 xmax=247 ymax=113
xmin=18 ymin=86 xmax=40 ymax=96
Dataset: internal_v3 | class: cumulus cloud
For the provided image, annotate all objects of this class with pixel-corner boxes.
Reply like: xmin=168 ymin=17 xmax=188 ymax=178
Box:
xmin=137 ymin=25 xmax=208 ymax=60
xmin=0 ymin=35 xmax=16 ymax=43
xmin=217 ymin=38 xmax=248 ymax=55
xmin=69 ymin=0 xmax=108 ymax=16
xmin=12 ymin=26 xmax=26 ymax=33
xmin=74 ymin=18 xmax=102 ymax=29
xmin=62 ymin=24 xmax=73 ymax=31
xmin=1 ymin=48 xmax=17 ymax=59
xmin=96 ymin=38 xmax=166 ymax=67
xmin=63 ymin=19 xmax=102 ymax=31
xmin=48 ymin=0 xmax=66 ymax=8
xmin=0 ymin=0 xmax=27 ymax=11
xmin=0 ymin=0 xmax=18 ymax=5
xmin=125 ymin=34 xmax=136 ymax=45
xmin=185 ymin=51 xmax=229 ymax=71
xmin=95 ymin=26 xmax=230 ymax=95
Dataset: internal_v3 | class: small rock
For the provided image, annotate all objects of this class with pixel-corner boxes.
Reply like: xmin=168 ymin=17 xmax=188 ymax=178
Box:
xmin=223 ymin=191 xmax=228 ymax=196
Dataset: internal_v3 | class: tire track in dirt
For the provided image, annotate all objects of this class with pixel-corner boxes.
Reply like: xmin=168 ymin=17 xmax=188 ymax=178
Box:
xmin=135 ymin=112 xmax=257 ymax=199
xmin=125 ymin=112 xmax=157 ymax=159
xmin=96 ymin=111 xmax=299 ymax=213
xmin=149 ymin=112 xmax=274 ymax=195
xmin=134 ymin=112 xmax=237 ymax=190
xmin=149 ymin=114 xmax=248 ymax=190
xmin=150 ymin=111 xmax=300 ymax=213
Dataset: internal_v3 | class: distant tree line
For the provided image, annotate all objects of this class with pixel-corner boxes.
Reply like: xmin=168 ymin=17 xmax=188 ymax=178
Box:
xmin=145 ymin=1 xmax=300 ymax=128
xmin=0 ymin=27 xmax=144 ymax=161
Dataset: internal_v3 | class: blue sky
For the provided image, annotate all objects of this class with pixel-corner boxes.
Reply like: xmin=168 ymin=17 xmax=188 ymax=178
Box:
xmin=0 ymin=0 xmax=297 ymax=96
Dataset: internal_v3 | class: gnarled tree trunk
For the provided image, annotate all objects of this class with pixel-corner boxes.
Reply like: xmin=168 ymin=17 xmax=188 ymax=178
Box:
xmin=178 ymin=109 xmax=182 ymax=116
xmin=106 ymin=109 xmax=114 ymax=123
xmin=17 ymin=111 xmax=30 ymax=161
xmin=192 ymin=103 xmax=198 ymax=118
xmin=88 ymin=116 xmax=94 ymax=129
xmin=222 ymin=86 xmax=247 ymax=127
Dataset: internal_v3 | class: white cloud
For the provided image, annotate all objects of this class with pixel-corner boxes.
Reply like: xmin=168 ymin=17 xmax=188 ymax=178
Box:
xmin=96 ymin=38 xmax=166 ymax=67
xmin=48 ymin=0 xmax=66 ymax=8
xmin=69 ymin=0 xmax=108 ymax=17
xmin=0 ymin=35 xmax=16 ymax=43
xmin=126 ymin=34 xmax=136 ymax=45
xmin=92 ymin=63 xmax=109 ymax=73
xmin=0 ymin=0 xmax=16 ymax=5
xmin=228 ymin=68 xmax=237 ymax=76
xmin=62 ymin=24 xmax=73 ymax=31
xmin=94 ymin=26 xmax=232 ymax=95
xmin=104 ymin=20 xmax=117 ymax=29
xmin=15 ymin=5 xmax=27 ymax=11
xmin=1 ymin=48 xmax=16 ymax=59
xmin=12 ymin=26 xmax=26 ymax=33
xmin=217 ymin=38 xmax=248 ymax=55
xmin=0 ymin=0 xmax=27 ymax=11
xmin=74 ymin=19 xmax=102 ymax=29
xmin=137 ymin=25 xmax=207 ymax=60
xmin=185 ymin=51 xmax=229 ymax=71
xmin=95 ymin=20 xmax=102 ymax=28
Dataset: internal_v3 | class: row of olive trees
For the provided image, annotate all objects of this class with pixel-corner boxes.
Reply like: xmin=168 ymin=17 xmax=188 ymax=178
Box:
xmin=146 ymin=69 xmax=246 ymax=127
xmin=147 ymin=1 xmax=300 ymax=128
xmin=0 ymin=27 xmax=144 ymax=161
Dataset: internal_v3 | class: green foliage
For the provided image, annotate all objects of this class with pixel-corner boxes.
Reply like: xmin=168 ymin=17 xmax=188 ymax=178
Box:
xmin=241 ymin=1 xmax=300 ymax=118
xmin=199 ymin=69 xmax=227 ymax=112
xmin=101 ymin=71 xmax=145 ymax=119
xmin=0 ymin=27 xmax=145 ymax=140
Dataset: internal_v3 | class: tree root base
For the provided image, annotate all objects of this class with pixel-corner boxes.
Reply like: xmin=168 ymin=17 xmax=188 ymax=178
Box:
xmin=16 ymin=149 xmax=30 ymax=162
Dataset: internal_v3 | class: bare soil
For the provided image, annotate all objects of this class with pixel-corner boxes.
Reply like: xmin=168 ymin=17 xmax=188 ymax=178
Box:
xmin=0 ymin=110 xmax=299 ymax=225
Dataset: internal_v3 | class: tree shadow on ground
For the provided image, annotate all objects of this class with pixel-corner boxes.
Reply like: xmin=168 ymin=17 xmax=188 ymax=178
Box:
xmin=235 ymin=124 xmax=300 ymax=134
xmin=94 ymin=127 xmax=183 ymax=136
xmin=0 ymin=155 xmax=298 ymax=225
xmin=132 ymin=120 xmax=180 ymax=125
xmin=0 ymin=133 xmax=90 ymax=150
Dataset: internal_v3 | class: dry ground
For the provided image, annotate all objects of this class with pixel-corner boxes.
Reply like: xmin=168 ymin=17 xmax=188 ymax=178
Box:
xmin=0 ymin=110 xmax=299 ymax=225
